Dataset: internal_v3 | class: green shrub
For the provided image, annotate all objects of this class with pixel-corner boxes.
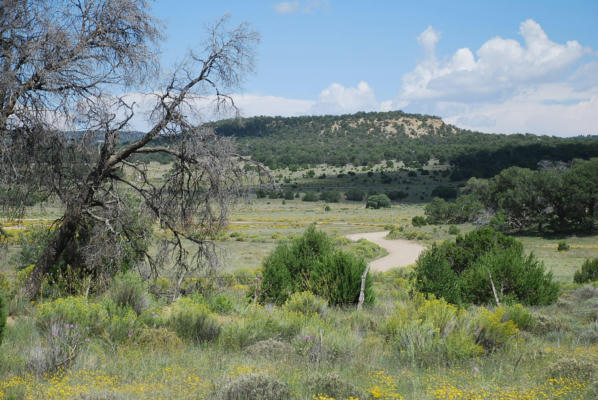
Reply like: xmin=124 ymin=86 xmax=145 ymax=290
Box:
xmin=366 ymin=194 xmax=391 ymax=209
xmin=283 ymin=190 xmax=295 ymax=200
xmin=488 ymin=211 xmax=509 ymax=233
xmin=149 ymin=277 xmax=171 ymax=297
xmin=574 ymin=258 xmax=598 ymax=284
xmin=412 ymin=216 xmax=427 ymax=227
xmin=413 ymin=227 xmax=559 ymax=306
xmin=102 ymin=300 xmax=142 ymax=343
xmin=36 ymin=297 xmax=108 ymax=335
xmin=425 ymin=195 xmax=483 ymax=225
xmin=504 ymin=303 xmax=536 ymax=331
xmin=139 ymin=307 xmax=168 ymax=329
xmin=0 ymin=292 xmax=6 ymax=346
xmin=310 ymin=373 xmax=367 ymax=400
xmin=302 ymin=192 xmax=319 ymax=202
xmin=448 ymin=225 xmax=460 ymax=235
xmin=168 ymin=297 xmax=220 ymax=343
xmin=431 ymin=185 xmax=458 ymax=199
xmin=208 ymin=293 xmax=235 ymax=314
xmin=386 ymin=190 xmax=408 ymax=201
xmin=108 ymin=271 xmax=148 ymax=315
xmin=282 ymin=291 xmax=327 ymax=317
xmin=137 ymin=327 xmax=183 ymax=350
xmin=557 ymin=241 xmax=570 ymax=251
xmin=345 ymin=189 xmax=365 ymax=201
xmin=216 ymin=374 xmax=291 ymax=400
xmin=320 ymin=191 xmax=341 ymax=203
xmin=259 ymin=226 xmax=373 ymax=306
xmin=219 ymin=305 xmax=302 ymax=350
xmin=474 ymin=306 xmax=519 ymax=352
xmin=0 ymin=272 xmax=10 ymax=295
xmin=381 ymin=295 xmax=483 ymax=365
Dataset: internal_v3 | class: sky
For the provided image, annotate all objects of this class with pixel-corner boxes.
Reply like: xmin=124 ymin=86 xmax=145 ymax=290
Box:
xmin=138 ymin=0 xmax=598 ymax=136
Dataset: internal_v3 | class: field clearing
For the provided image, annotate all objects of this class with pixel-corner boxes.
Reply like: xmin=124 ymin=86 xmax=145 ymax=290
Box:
xmin=2 ymin=173 xmax=598 ymax=399
xmin=3 ymin=197 xmax=598 ymax=283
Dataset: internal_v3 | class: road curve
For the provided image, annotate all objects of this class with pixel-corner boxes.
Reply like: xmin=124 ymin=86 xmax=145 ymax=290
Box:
xmin=346 ymin=231 xmax=426 ymax=271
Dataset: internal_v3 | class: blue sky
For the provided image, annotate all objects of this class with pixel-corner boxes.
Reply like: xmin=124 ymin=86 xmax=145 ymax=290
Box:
xmin=140 ymin=0 xmax=598 ymax=136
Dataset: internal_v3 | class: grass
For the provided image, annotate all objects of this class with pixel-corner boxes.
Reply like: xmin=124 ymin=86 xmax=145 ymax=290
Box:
xmin=2 ymin=165 xmax=598 ymax=399
xmin=2 ymin=271 xmax=598 ymax=399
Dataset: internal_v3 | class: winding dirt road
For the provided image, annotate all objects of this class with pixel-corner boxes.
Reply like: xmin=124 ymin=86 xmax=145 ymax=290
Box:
xmin=346 ymin=231 xmax=426 ymax=271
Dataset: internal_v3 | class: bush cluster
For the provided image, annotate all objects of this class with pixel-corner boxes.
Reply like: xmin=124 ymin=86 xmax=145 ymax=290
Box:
xmin=108 ymin=272 xmax=148 ymax=315
xmin=310 ymin=373 xmax=367 ymax=400
xmin=219 ymin=305 xmax=302 ymax=350
xmin=557 ymin=241 xmax=570 ymax=251
xmin=574 ymin=258 xmax=598 ymax=284
xmin=382 ymin=295 xmax=523 ymax=365
xmin=411 ymin=216 xmax=427 ymax=227
xmin=319 ymin=191 xmax=341 ymax=203
xmin=424 ymin=194 xmax=484 ymax=224
xmin=366 ymin=194 xmax=391 ymax=209
xmin=258 ymin=226 xmax=373 ymax=306
xmin=282 ymin=291 xmax=327 ymax=317
xmin=215 ymin=373 xmax=292 ymax=400
xmin=302 ymin=192 xmax=319 ymax=202
xmin=386 ymin=190 xmax=408 ymax=201
xmin=345 ymin=189 xmax=365 ymax=201
xmin=168 ymin=297 xmax=220 ymax=343
xmin=413 ymin=227 xmax=559 ymax=306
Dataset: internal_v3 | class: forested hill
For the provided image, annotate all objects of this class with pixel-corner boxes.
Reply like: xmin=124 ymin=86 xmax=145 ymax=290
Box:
xmin=209 ymin=111 xmax=598 ymax=176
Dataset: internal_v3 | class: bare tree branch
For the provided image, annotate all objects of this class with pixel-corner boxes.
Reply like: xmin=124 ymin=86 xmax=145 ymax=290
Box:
xmin=0 ymin=3 xmax=261 ymax=299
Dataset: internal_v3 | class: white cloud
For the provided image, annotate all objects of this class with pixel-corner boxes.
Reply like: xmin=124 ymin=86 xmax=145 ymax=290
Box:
xmin=310 ymin=81 xmax=380 ymax=114
xmin=417 ymin=26 xmax=441 ymax=59
xmin=399 ymin=19 xmax=587 ymax=103
xmin=395 ymin=19 xmax=598 ymax=136
xmin=273 ymin=0 xmax=329 ymax=14
xmin=119 ymin=19 xmax=597 ymax=137
xmin=274 ymin=1 xmax=299 ymax=14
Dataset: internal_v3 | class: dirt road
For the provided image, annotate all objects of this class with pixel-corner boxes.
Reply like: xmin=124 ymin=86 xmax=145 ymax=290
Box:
xmin=346 ymin=231 xmax=426 ymax=271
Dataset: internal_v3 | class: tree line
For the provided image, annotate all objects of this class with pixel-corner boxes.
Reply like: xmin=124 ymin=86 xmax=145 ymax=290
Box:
xmin=425 ymin=158 xmax=598 ymax=234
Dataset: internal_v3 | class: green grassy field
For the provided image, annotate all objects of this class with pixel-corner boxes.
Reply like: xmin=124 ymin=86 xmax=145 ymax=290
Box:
xmin=1 ymin=167 xmax=598 ymax=399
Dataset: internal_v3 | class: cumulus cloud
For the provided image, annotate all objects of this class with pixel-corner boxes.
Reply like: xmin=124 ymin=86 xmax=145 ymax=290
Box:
xmin=396 ymin=19 xmax=598 ymax=135
xmin=120 ymin=19 xmax=597 ymax=137
xmin=399 ymin=19 xmax=587 ymax=103
xmin=274 ymin=1 xmax=299 ymax=14
xmin=310 ymin=81 xmax=380 ymax=114
xmin=274 ymin=0 xmax=329 ymax=14
xmin=417 ymin=26 xmax=441 ymax=59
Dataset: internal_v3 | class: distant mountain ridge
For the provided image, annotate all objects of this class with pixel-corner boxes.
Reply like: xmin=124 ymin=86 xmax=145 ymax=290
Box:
xmin=212 ymin=110 xmax=459 ymax=139
xmin=205 ymin=111 xmax=598 ymax=174
xmin=118 ymin=110 xmax=598 ymax=179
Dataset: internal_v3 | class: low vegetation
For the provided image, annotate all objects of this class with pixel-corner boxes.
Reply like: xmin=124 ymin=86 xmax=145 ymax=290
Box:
xmin=574 ymin=258 xmax=598 ymax=284
xmin=413 ymin=227 xmax=559 ymax=306
xmin=258 ymin=226 xmax=373 ymax=306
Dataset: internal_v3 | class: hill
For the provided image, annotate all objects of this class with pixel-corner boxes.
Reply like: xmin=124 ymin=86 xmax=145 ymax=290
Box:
xmin=210 ymin=111 xmax=598 ymax=177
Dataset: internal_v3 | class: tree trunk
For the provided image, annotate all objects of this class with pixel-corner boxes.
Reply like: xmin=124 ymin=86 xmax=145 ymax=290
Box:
xmin=22 ymin=209 xmax=82 ymax=300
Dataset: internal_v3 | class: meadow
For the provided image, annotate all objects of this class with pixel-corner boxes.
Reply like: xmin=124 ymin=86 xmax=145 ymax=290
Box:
xmin=1 ymin=165 xmax=598 ymax=400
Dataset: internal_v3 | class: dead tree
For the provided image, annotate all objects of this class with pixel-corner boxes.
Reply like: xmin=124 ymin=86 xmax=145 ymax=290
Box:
xmin=0 ymin=1 xmax=260 ymax=299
